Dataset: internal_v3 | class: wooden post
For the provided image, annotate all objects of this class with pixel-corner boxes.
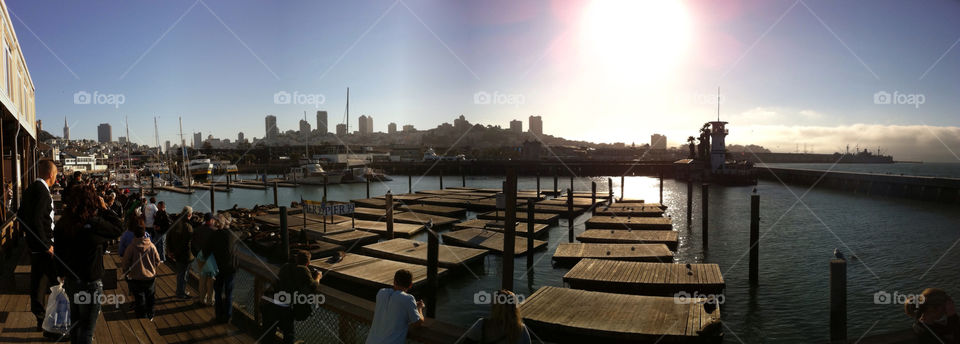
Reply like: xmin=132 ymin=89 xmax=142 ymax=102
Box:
xmin=426 ymin=221 xmax=438 ymax=318
xmin=659 ymin=171 xmax=663 ymax=205
xmin=701 ymin=183 xmax=709 ymax=249
xmin=461 ymin=169 xmax=466 ymax=187
xmin=620 ymin=175 xmax=625 ymax=201
xmin=830 ymin=257 xmax=847 ymax=343
xmin=273 ymin=181 xmax=279 ymax=207
xmin=439 ymin=172 xmax=444 ymax=190
xmin=279 ymin=206 xmax=290 ymax=263
xmin=607 ymin=178 xmax=613 ymax=202
xmin=409 ymin=175 xmax=413 ymax=194
xmin=569 ymin=176 xmax=574 ymax=195
xmin=366 ymin=178 xmax=370 ymax=198
xmin=567 ymin=188 xmax=574 ymax=243
xmin=749 ymin=191 xmax=760 ymax=285
xmin=210 ymin=184 xmax=216 ymax=214
xmin=385 ymin=192 xmax=394 ymax=239
xmin=323 ymin=175 xmax=329 ymax=233
xmin=686 ymin=181 xmax=693 ymax=222
xmin=553 ymin=172 xmax=558 ymax=195
xmin=590 ymin=181 xmax=597 ymax=214
xmin=536 ymin=173 xmax=541 ymax=197
xmin=502 ymin=168 xmax=517 ymax=291
xmin=526 ymin=200 xmax=534 ymax=269
xmin=225 ymin=173 xmax=231 ymax=190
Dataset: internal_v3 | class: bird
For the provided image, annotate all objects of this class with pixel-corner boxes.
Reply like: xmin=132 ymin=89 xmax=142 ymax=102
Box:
xmin=833 ymin=248 xmax=844 ymax=260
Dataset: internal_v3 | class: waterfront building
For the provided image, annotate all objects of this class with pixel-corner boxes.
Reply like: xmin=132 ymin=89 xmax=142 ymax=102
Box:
xmin=709 ymin=121 xmax=728 ymax=172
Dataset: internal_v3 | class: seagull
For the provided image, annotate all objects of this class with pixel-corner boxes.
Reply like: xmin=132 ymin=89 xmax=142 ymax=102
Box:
xmin=833 ymin=248 xmax=844 ymax=260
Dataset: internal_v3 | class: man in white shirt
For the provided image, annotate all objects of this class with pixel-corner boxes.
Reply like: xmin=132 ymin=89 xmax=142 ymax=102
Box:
xmin=366 ymin=269 xmax=424 ymax=344
xmin=144 ymin=197 xmax=158 ymax=238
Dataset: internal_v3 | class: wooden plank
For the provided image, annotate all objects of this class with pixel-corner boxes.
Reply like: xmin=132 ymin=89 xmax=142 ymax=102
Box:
xmin=454 ymin=219 xmax=550 ymax=237
xmin=519 ymin=286 xmax=722 ymax=343
xmin=348 ymin=207 xmax=405 ymax=221
xmin=441 ymin=228 xmax=546 ymax=255
xmin=306 ymin=228 xmax=381 ymax=247
xmin=593 ymin=205 xmax=665 ymax=217
xmin=360 ymin=238 xmax=487 ymax=269
xmin=391 ymin=212 xmax=459 ymax=227
xmin=476 ymin=211 xmax=559 ymax=226
xmin=564 ymin=259 xmax=725 ymax=295
xmin=552 ymin=243 xmax=673 ymax=266
xmin=351 ymin=198 xmax=399 ymax=209
xmin=398 ymin=204 xmax=467 ymax=218
xmin=310 ymin=253 xmax=448 ymax=290
xmin=351 ymin=219 xmax=425 ymax=238
xmin=584 ymin=216 xmax=673 ymax=230
xmin=577 ymin=230 xmax=679 ymax=250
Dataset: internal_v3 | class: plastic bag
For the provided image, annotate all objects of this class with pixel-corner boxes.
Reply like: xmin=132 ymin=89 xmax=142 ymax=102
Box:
xmin=42 ymin=283 xmax=71 ymax=335
xmin=200 ymin=253 xmax=219 ymax=277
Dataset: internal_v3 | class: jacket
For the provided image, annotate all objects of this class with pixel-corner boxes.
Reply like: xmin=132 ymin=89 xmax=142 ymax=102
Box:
xmin=19 ymin=180 xmax=54 ymax=253
xmin=121 ymin=237 xmax=161 ymax=280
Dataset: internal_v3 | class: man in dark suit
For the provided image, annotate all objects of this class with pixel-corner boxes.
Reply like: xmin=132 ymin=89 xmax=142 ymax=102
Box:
xmin=18 ymin=160 xmax=58 ymax=330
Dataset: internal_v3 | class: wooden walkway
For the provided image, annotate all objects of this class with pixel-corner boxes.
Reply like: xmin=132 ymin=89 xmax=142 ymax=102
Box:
xmin=577 ymin=230 xmax=679 ymax=250
xmin=476 ymin=211 xmax=560 ymax=226
xmin=310 ymin=253 xmax=448 ymax=291
xmin=585 ymin=216 xmax=673 ymax=230
xmin=360 ymin=238 xmax=487 ymax=269
xmin=351 ymin=220 xmax=425 ymax=238
xmin=453 ymin=219 xmax=550 ymax=237
xmin=519 ymin=286 xmax=722 ymax=343
xmin=305 ymin=227 xmax=381 ymax=247
xmin=0 ymin=253 xmax=257 ymax=344
xmin=552 ymin=243 xmax=673 ymax=266
xmin=441 ymin=228 xmax=546 ymax=255
xmin=563 ymin=259 xmax=725 ymax=296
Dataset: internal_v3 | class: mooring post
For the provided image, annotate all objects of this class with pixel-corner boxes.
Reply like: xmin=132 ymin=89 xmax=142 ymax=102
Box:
xmin=659 ymin=171 xmax=664 ymax=205
xmin=426 ymin=221 xmax=438 ymax=318
xmin=686 ymin=180 xmax=693 ymax=222
xmin=567 ymin=188 xmax=574 ymax=243
xmin=366 ymin=178 xmax=370 ymax=198
xmin=273 ymin=181 xmax=279 ymax=207
xmin=225 ymin=173 xmax=231 ymax=191
xmin=620 ymin=175 xmax=625 ymax=201
xmin=607 ymin=178 xmax=613 ymax=202
xmin=526 ymin=200 xmax=535 ymax=269
xmin=553 ymin=172 xmax=558 ymax=195
xmin=385 ymin=191 xmax=394 ymax=239
xmin=210 ymin=184 xmax=216 ymax=215
xmin=279 ymin=206 xmax=290 ymax=263
xmin=462 ymin=168 xmax=466 ymax=187
xmin=701 ymin=183 xmax=709 ymax=248
xmin=750 ymin=190 xmax=760 ymax=285
xmin=536 ymin=173 xmax=541 ymax=197
xmin=830 ymin=256 xmax=847 ymax=343
xmin=408 ymin=175 xmax=412 ymax=194
xmin=591 ymin=181 xmax=597 ymax=214
xmin=569 ymin=176 xmax=574 ymax=195
xmin=502 ymin=168 xmax=517 ymax=291
xmin=323 ymin=175 xmax=329 ymax=233
xmin=439 ymin=172 xmax=444 ymax=190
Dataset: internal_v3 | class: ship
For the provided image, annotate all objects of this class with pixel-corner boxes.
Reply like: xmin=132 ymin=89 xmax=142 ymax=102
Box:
xmin=189 ymin=156 xmax=214 ymax=181
xmin=289 ymin=160 xmax=343 ymax=185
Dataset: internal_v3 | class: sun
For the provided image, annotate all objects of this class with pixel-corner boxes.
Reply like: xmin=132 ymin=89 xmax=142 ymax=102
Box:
xmin=579 ymin=0 xmax=693 ymax=83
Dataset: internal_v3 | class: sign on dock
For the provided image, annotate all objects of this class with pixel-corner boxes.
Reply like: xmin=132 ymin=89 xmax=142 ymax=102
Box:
xmin=303 ymin=200 xmax=355 ymax=216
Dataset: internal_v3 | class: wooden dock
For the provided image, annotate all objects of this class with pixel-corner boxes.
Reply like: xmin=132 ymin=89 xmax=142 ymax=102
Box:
xmin=157 ymin=185 xmax=194 ymax=194
xmin=360 ymin=238 xmax=488 ymax=269
xmin=593 ymin=205 xmax=665 ymax=217
xmin=453 ymin=219 xmax=550 ymax=237
xmin=310 ymin=253 xmax=448 ymax=290
xmin=212 ymin=182 xmax=265 ymax=190
xmin=519 ymin=286 xmax=722 ymax=343
xmin=192 ymin=184 xmax=231 ymax=192
xmin=351 ymin=219 xmax=425 ymax=238
xmin=538 ymin=198 xmax=596 ymax=207
xmin=305 ymin=227 xmax=381 ymax=247
xmin=577 ymin=230 xmax=679 ymax=250
xmin=348 ymin=207 xmax=403 ymax=221
xmin=476 ymin=211 xmax=560 ymax=226
xmin=399 ymin=204 xmax=467 ymax=218
xmin=391 ymin=211 xmax=460 ymax=227
xmin=585 ymin=216 xmax=673 ymax=230
xmin=563 ymin=259 xmax=725 ymax=296
xmin=552 ymin=243 xmax=673 ymax=266
xmin=441 ymin=228 xmax=546 ymax=255
xmin=351 ymin=198 xmax=399 ymax=209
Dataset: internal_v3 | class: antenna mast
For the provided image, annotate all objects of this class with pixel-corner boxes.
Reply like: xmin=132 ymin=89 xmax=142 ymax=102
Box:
xmin=717 ymin=87 xmax=720 ymax=122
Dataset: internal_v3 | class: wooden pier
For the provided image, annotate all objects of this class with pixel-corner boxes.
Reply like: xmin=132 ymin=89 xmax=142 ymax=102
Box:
xmin=348 ymin=207 xmax=402 ymax=221
xmin=552 ymin=243 xmax=673 ymax=266
xmin=585 ymin=216 xmax=673 ymax=230
xmin=454 ymin=219 xmax=550 ymax=237
xmin=157 ymin=185 xmax=194 ymax=194
xmin=391 ymin=212 xmax=459 ymax=227
xmin=476 ymin=211 xmax=560 ymax=226
xmin=577 ymin=229 xmax=679 ymax=250
xmin=519 ymin=286 xmax=722 ymax=343
xmin=593 ymin=205 xmax=665 ymax=217
xmin=351 ymin=198 xmax=399 ymax=209
xmin=305 ymin=227 xmax=381 ymax=247
xmin=351 ymin=219 xmax=425 ymax=238
xmin=360 ymin=238 xmax=488 ymax=269
xmin=563 ymin=259 xmax=725 ymax=296
xmin=310 ymin=253 xmax=448 ymax=291
xmin=441 ymin=228 xmax=546 ymax=255
xmin=398 ymin=204 xmax=467 ymax=218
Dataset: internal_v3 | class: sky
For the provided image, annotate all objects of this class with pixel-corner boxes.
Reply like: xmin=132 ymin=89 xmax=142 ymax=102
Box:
xmin=7 ymin=0 xmax=960 ymax=162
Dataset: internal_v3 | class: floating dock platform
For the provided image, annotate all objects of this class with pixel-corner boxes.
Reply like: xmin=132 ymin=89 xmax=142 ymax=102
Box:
xmin=563 ymin=259 xmax=725 ymax=296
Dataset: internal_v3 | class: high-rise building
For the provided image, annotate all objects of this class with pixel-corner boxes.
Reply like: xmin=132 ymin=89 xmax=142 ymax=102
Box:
xmin=454 ymin=115 xmax=469 ymax=130
xmin=193 ymin=132 xmax=202 ymax=148
xmin=651 ymin=134 xmax=667 ymax=150
xmin=528 ymin=115 xmax=542 ymax=135
xmin=265 ymin=115 xmax=279 ymax=139
xmin=402 ymin=124 xmax=415 ymax=132
xmin=118 ymin=137 xmax=127 ymax=144
xmin=336 ymin=123 xmax=347 ymax=136
xmin=63 ymin=117 xmax=70 ymax=141
xmin=509 ymin=120 xmax=522 ymax=133
xmin=358 ymin=115 xmax=373 ymax=135
xmin=316 ymin=111 xmax=328 ymax=134
xmin=238 ymin=132 xmax=245 ymax=142
xmin=97 ymin=123 xmax=112 ymax=143
xmin=299 ymin=119 xmax=311 ymax=135
xmin=165 ymin=140 xmax=171 ymax=154
xmin=387 ymin=122 xmax=397 ymax=134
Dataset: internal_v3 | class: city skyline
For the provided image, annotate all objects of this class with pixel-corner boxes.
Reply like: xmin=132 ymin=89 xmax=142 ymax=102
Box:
xmin=8 ymin=1 xmax=960 ymax=161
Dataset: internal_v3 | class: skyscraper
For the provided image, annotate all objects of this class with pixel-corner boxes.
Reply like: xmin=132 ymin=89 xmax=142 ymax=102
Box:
xmin=238 ymin=132 xmax=245 ymax=142
xmin=336 ymin=123 xmax=347 ymax=136
xmin=388 ymin=122 xmax=397 ymax=134
xmin=528 ymin=115 xmax=543 ymax=135
xmin=265 ymin=115 xmax=279 ymax=139
xmin=509 ymin=120 xmax=522 ymax=133
xmin=193 ymin=132 xmax=202 ymax=148
xmin=63 ymin=117 xmax=70 ymax=141
xmin=97 ymin=123 xmax=112 ymax=143
xmin=165 ymin=140 xmax=171 ymax=154
xmin=299 ymin=119 xmax=311 ymax=134
xmin=316 ymin=111 xmax=328 ymax=134
xmin=358 ymin=115 xmax=373 ymax=135
xmin=651 ymin=134 xmax=667 ymax=150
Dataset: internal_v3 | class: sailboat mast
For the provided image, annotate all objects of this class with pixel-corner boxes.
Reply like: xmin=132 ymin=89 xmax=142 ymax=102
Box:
xmin=717 ymin=87 xmax=720 ymax=122
xmin=304 ymin=110 xmax=309 ymax=160
xmin=346 ymin=87 xmax=350 ymax=134
xmin=179 ymin=116 xmax=188 ymax=184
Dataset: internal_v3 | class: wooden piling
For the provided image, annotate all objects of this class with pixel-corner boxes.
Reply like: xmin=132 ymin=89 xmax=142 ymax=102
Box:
xmin=659 ymin=171 xmax=664 ymax=205
xmin=553 ymin=173 xmax=558 ymax=195
xmin=408 ymin=175 xmax=413 ymax=194
xmin=210 ymin=184 xmax=216 ymax=214
xmin=750 ymin=191 xmax=760 ymax=285
xmin=280 ymin=206 xmax=290 ymax=263
xmin=591 ymin=181 xmax=597 ymax=214
xmin=462 ymin=169 xmax=466 ymax=187
xmin=701 ymin=183 xmax=709 ymax=248
xmin=607 ymin=178 xmax=613 ymax=202
xmin=567 ymin=188 xmax=574 ymax=243
xmin=686 ymin=181 xmax=692 ymax=222
xmin=536 ymin=173 xmax=541 ymax=197
xmin=439 ymin=173 xmax=444 ymax=190
xmin=620 ymin=175 xmax=625 ymax=201
xmin=526 ymin=200 xmax=535 ymax=269
xmin=366 ymin=178 xmax=370 ymax=198
xmin=385 ymin=192 xmax=394 ymax=239
xmin=830 ymin=257 xmax=847 ymax=343
xmin=503 ymin=169 xmax=517 ymax=291
xmin=426 ymin=221 xmax=439 ymax=318
xmin=273 ymin=181 xmax=279 ymax=207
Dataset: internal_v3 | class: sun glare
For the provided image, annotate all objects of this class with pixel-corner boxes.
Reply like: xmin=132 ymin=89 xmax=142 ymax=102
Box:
xmin=579 ymin=0 xmax=693 ymax=83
